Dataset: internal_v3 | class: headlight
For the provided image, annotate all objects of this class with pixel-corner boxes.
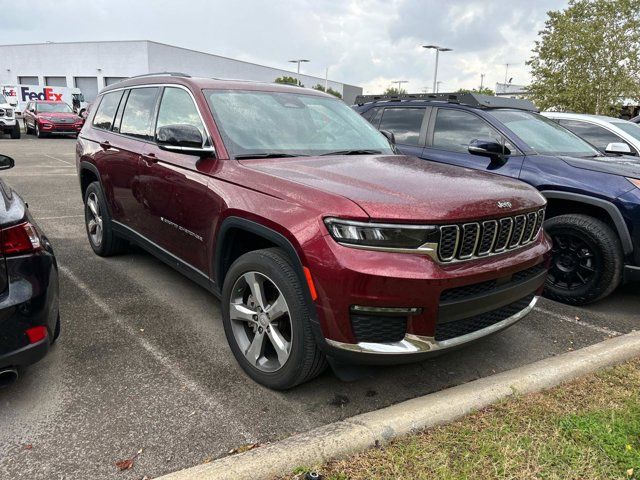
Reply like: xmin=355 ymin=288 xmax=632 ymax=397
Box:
xmin=324 ymin=217 xmax=439 ymax=250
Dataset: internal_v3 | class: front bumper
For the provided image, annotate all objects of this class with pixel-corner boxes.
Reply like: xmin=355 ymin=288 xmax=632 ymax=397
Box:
xmin=306 ymin=230 xmax=551 ymax=364
xmin=0 ymin=247 xmax=59 ymax=369
xmin=39 ymin=121 xmax=82 ymax=134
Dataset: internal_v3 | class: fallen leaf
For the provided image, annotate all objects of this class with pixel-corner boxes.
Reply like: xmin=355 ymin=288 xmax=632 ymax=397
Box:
xmin=115 ymin=459 xmax=134 ymax=471
xmin=627 ymin=468 xmax=634 ymax=477
xmin=24 ymin=444 xmax=33 ymax=450
xmin=228 ymin=443 xmax=260 ymax=455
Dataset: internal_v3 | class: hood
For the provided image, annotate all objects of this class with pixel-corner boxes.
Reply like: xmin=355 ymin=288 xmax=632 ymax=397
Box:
xmin=37 ymin=112 xmax=79 ymax=120
xmin=240 ymin=155 xmax=545 ymax=222
xmin=560 ymin=155 xmax=640 ymax=178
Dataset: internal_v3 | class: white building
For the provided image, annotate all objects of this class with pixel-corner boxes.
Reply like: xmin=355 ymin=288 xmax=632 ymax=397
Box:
xmin=0 ymin=40 xmax=363 ymax=104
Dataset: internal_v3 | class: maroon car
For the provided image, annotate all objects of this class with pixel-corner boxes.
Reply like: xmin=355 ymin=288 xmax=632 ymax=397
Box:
xmin=76 ymin=73 xmax=551 ymax=389
xmin=23 ymin=100 xmax=84 ymax=138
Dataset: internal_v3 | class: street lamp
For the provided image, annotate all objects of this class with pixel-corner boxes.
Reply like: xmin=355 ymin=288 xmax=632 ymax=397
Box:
xmin=289 ymin=59 xmax=310 ymax=86
xmin=423 ymin=45 xmax=452 ymax=94
xmin=392 ymin=80 xmax=408 ymax=92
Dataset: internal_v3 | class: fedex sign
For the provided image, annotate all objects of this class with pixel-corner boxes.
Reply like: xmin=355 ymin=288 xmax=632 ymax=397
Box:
xmin=21 ymin=86 xmax=63 ymax=102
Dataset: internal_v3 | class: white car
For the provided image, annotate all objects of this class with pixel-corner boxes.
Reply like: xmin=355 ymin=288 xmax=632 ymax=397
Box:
xmin=542 ymin=111 xmax=640 ymax=156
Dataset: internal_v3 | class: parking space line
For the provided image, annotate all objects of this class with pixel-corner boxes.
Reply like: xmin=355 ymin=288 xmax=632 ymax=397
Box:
xmin=534 ymin=306 xmax=623 ymax=336
xmin=37 ymin=215 xmax=84 ymax=220
xmin=45 ymin=154 xmax=74 ymax=166
xmin=58 ymin=264 xmax=257 ymax=443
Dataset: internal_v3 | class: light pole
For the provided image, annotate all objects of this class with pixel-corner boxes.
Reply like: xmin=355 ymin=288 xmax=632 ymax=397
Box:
xmin=289 ymin=59 xmax=310 ymax=86
xmin=392 ymin=80 xmax=408 ymax=92
xmin=480 ymin=73 xmax=485 ymax=91
xmin=423 ymin=45 xmax=452 ymax=94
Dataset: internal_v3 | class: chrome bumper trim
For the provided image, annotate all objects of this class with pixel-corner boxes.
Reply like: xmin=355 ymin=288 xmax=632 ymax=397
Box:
xmin=326 ymin=296 xmax=538 ymax=355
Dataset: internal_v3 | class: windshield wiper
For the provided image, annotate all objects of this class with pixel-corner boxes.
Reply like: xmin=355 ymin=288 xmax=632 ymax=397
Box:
xmin=234 ymin=153 xmax=309 ymax=159
xmin=320 ymin=149 xmax=382 ymax=156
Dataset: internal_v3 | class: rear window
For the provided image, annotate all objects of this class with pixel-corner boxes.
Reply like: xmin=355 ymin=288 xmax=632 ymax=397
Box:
xmin=92 ymin=91 xmax=124 ymax=130
xmin=119 ymin=87 xmax=160 ymax=140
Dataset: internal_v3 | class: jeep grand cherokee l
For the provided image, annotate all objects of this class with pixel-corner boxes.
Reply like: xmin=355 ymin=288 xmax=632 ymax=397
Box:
xmin=355 ymin=92 xmax=640 ymax=305
xmin=76 ymin=74 xmax=550 ymax=389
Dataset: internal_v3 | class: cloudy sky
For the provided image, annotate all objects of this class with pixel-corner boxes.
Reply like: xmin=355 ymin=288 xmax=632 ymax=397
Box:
xmin=1 ymin=0 xmax=567 ymax=93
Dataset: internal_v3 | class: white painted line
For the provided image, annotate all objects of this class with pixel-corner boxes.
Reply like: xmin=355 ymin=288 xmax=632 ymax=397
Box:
xmin=2 ymin=173 xmax=77 ymax=177
xmin=58 ymin=264 xmax=256 ymax=443
xmin=534 ymin=306 xmax=622 ymax=336
xmin=45 ymin=154 xmax=74 ymax=166
xmin=37 ymin=215 xmax=84 ymax=220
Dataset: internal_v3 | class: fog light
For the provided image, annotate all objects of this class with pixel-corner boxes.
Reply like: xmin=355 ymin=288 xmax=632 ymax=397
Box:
xmin=25 ymin=326 xmax=48 ymax=344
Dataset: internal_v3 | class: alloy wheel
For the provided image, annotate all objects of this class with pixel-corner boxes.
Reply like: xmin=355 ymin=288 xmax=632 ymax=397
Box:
xmin=86 ymin=192 xmax=104 ymax=247
xmin=229 ymin=271 xmax=292 ymax=372
xmin=547 ymin=232 xmax=598 ymax=290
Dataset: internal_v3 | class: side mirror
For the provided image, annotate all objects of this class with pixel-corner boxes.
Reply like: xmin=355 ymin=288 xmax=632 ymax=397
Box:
xmin=380 ymin=129 xmax=396 ymax=145
xmin=605 ymin=142 xmax=632 ymax=155
xmin=156 ymin=124 xmax=215 ymax=156
xmin=0 ymin=154 xmax=15 ymax=170
xmin=468 ymin=139 xmax=510 ymax=164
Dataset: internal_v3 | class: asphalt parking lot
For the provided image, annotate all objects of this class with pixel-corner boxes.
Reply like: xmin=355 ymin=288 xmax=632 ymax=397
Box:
xmin=0 ymin=135 xmax=638 ymax=480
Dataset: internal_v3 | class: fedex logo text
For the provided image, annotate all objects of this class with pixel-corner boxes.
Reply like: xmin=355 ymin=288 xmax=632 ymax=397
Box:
xmin=21 ymin=87 xmax=63 ymax=102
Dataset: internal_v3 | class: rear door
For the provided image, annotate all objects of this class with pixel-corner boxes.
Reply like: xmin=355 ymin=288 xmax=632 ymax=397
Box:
xmin=422 ymin=107 xmax=524 ymax=178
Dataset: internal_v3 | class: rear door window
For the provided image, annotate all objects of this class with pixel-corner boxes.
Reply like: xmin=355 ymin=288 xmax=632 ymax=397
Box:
xmin=119 ymin=87 xmax=160 ymax=141
xmin=92 ymin=91 xmax=124 ymax=131
xmin=378 ymin=107 xmax=425 ymax=146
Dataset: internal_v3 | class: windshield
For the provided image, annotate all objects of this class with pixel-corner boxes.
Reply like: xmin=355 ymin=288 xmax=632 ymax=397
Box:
xmin=613 ymin=121 xmax=640 ymax=142
xmin=204 ymin=89 xmax=393 ymax=158
xmin=37 ymin=102 xmax=72 ymax=113
xmin=491 ymin=110 xmax=600 ymax=157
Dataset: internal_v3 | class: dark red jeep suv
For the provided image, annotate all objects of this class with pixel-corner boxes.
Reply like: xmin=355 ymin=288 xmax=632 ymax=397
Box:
xmin=76 ymin=73 xmax=551 ymax=389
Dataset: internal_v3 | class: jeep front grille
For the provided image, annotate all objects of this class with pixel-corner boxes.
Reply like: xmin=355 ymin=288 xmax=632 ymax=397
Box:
xmin=436 ymin=209 xmax=545 ymax=262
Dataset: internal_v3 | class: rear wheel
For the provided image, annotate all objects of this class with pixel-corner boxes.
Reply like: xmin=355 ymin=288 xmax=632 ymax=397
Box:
xmin=222 ymin=248 xmax=326 ymax=389
xmin=84 ymin=182 xmax=126 ymax=256
xmin=544 ymin=214 xmax=623 ymax=305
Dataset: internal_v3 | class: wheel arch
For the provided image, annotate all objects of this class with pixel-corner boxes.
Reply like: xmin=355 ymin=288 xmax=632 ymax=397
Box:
xmin=541 ymin=190 xmax=633 ymax=255
xmin=79 ymin=161 xmax=101 ymax=200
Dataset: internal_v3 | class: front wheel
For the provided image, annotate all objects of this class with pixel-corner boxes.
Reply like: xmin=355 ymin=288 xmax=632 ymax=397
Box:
xmin=221 ymin=248 xmax=326 ymax=389
xmin=35 ymin=123 xmax=45 ymax=138
xmin=544 ymin=214 xmax=623 ymax=305
xmin=10 ymin=123 xmax=20 ymax=139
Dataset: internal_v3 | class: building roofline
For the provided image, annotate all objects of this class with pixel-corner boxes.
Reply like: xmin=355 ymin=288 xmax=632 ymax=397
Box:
xmin=0 ymin=39 xmax=361 ymax=89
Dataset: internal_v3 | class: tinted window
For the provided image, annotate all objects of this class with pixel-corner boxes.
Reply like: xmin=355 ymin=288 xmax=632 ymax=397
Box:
xmin=362 ymin=107 xmax=381 ymax=123
xmin=156 ymin=87 xmax=206 ymax=140
xmin=378 ymin=108 xmax=424 ymax=146
xmin=558 ymin=119 xmax=633 ymax=153
xmin=433 ymin=108 xmax=506 ymax=153
xmin=119 ymin=87 xmax=160 ymax=140
xmin=92 ymin=92 xmax=123 ymax=130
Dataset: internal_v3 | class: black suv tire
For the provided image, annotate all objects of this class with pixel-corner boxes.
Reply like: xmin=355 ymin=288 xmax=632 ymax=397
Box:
xmin=84 ymin=181 xmax=126 ymax=256
xmin=221 ymin=248 xmax=327 ymax=389
xmin=544 ymin=214 xmax=623 ymax=305
xmin=10 ymin=124 xmax=20 ymax=139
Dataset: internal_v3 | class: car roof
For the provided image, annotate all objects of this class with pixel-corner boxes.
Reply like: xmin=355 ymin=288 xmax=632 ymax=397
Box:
xmin=542 ymin=111 xmax=626 ymax=124
xmin=100 ymin=74 xmax=334 ymax=98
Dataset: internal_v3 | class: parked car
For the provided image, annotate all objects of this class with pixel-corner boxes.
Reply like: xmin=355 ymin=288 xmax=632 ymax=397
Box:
xmin=77 ymin=74 xmax=550 ymax=389
xmin=629 ymin=115 xmax=640 ymax=124
xmin=0 ymin=93 xmax=20 ymax=139
xmin=354 ymin=92 xmax=640 ymax=305
xmin=1 ymin=84 xmax=88 ymax=117
xmin=542 ymin=112 xmax=640 ymax=156
xmin=23 ymin=100 xmax=84 ymax=138
xmin=0 ymin=154 xmax=60 ymax=387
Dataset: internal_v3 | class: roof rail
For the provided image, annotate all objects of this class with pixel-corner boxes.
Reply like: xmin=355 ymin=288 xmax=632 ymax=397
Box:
xmin=125 ymin=72 xmax=192 ymax=80
xmin=354 ymin=92 xmax=537 ymax=111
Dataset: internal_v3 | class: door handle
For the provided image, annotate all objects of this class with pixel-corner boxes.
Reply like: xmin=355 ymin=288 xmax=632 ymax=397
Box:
xmin=99 ymin=141 xmax=112 ymax=151
xmin=139 ymin=153 xmax=157 ymax=165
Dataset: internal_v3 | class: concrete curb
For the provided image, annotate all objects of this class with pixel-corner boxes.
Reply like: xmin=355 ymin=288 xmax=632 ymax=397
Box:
xmin=157 ymin=330 xmax=640 ymax=480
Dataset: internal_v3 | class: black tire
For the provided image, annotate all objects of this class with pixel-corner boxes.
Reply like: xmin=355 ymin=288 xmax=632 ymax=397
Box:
xmin=52 ymin=314 xmax=61 ymax=343
xmin=35 ymin=123 xmax=45 ymax=138
xmin=544 ymin=214 xmax=623 ymax=305
xmin=10 ymin=123 xmax=20 ymax=139
xmin=24 ymin=121 xmax=31 ymax=134
xmin=83 ymin=181 xmax=126 ymax=256
xmin=221 ymin=248 xmax=327 ymax=389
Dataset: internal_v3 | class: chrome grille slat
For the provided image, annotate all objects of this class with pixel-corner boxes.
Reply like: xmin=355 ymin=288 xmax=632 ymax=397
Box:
xmin=437 ymin=208 xmax=546 ymax=263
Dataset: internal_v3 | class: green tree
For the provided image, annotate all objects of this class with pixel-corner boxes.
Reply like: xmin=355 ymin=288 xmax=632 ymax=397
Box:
xmin=456 ymin=87 xmax=495 ymax=96
xmin=311 ymin=84 xmax=343 ymax=99
xmin=383 ymin=86 xmax=407 ymax=95
xmin=527 ymin=0 xmax=640 ymax=115
xmin=274 ymin=76 xmax=303 ymax=87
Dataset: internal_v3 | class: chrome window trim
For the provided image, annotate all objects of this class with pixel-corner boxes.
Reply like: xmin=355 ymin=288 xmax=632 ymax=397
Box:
xmin=326 ymin=296 xmax=538 ymax=354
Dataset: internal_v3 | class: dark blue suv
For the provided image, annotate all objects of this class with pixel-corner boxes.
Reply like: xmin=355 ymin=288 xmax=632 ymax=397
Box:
xmin=354 ymin=92 xmax=640 ymax=305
